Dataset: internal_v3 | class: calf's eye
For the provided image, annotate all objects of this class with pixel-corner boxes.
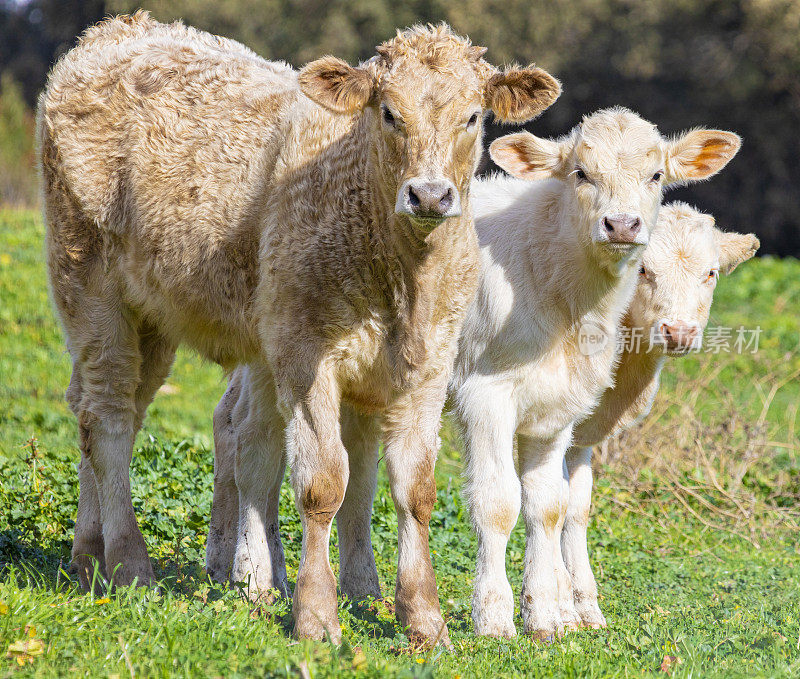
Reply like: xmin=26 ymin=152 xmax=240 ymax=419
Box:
xmin=651 ymin=171 xmax=664 ymax=183
xmin=467 ymin=112 xmax=480 ymax=130
xmin=575 ymin=168 xmax=587 ymax=181
xmin=706 ymin=269 xmax=719 ymax=282
xmin=381 ymin=106 xmax=396 ymax=127
xmin=639 ymin=265 xmax=648 ymax=277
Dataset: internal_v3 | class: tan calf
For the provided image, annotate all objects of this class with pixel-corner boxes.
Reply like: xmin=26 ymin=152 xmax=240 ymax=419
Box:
xmin=562 ymin=202 xmax=759 ymax=628
xmin=39 ymin=12 xmax=560 ymax=645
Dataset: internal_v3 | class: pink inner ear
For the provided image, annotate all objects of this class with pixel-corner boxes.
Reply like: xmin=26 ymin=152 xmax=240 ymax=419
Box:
xmin=493 ymin=143 xmax=527 ymax=173
xmin=672 ymin=133 xmax=741 ymax=180
xmin=299 ymin=57 xmax=373 ymax=113
xmin=491 ymin=142 xmax=541 ymax=180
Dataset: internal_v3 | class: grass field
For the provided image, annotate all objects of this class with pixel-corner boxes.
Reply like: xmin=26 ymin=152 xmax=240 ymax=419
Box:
xmin=1 ymin=208 xmax=799 ymax=678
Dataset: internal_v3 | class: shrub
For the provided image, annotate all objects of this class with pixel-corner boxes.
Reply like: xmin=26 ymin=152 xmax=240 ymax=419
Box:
xmin=0 ymin=75 xmax=37 ymax=207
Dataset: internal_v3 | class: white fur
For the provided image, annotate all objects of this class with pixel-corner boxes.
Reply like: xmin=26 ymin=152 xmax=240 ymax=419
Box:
xmin=454 ymin=108 xmax=742 ymax=638
xmin=561 ymin=202 xmax=759 ymax=628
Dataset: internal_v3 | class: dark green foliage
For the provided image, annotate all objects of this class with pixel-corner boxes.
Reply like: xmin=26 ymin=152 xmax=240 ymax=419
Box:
xmin=0 ymin=1 xmax=798 ymax=253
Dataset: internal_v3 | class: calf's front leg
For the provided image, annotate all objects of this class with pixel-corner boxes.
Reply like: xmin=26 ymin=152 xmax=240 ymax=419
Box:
xmin=562 ymin=446 xmax=606 ymax=628
xmin=460 ymin=391 xmax=519 ymax=638
xmin=517 ymin=428 xmax=573 ymax=641
xmin=384 ymin=386 xmax=450 ymax=647
xmin=279 ymin=366 xmax=348 ymax=643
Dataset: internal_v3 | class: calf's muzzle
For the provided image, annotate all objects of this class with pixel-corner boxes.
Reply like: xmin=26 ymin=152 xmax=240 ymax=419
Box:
xmin=603 ymin=213 xmax=642 ymax=244
xmin=396 ymin=178 xmax=461 ymax=220
xmin=658 ymin=321 xmax=699 ymax=352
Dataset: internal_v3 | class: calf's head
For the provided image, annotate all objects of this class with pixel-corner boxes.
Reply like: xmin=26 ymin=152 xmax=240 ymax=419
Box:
xmin=628 ymin=202 xmax=759 ymax=355
xmin=490 ymin=107 xmax=741 ymax=267
xmin=298 ymin=25 xmax=561 ymax=229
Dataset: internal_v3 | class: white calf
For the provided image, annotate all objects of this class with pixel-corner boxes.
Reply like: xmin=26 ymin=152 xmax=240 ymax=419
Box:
xmin=562 ymin=201 xmax=759 ymax=628
xmin=452 ymin=109 xmax=741 ymax=639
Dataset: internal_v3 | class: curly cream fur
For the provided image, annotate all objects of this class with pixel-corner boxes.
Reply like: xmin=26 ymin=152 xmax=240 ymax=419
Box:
xmin=40 ymin=12 xmax=559 ymax=646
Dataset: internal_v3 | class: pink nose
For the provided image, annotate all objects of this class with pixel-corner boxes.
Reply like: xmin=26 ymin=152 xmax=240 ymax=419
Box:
xmin=659 ymin=322 xmax=698 ymax=351
xmin=603 ymin=214 xmax=641 ymax=244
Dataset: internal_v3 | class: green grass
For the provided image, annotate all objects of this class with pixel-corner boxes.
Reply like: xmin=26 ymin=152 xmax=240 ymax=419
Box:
xmin=1 ymin=208 xmax=799 ymax=677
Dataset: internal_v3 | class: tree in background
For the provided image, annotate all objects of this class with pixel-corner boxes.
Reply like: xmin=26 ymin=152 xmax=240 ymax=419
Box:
xmin=0 ymin=0 xmax=797 ymax=254
xmin=0 ymin=74 xmax=36 ymax=205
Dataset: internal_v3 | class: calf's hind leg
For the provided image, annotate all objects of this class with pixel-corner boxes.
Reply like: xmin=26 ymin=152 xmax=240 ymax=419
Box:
xmin=562 ymin=446 xmax=606 ymax=628
xmin=71 ymin=326 xmax=175 ymax=591
xmin=337 ymin=407 xmax=381 ymax=600
xmin=69 ymin=300 xmax=155 ymax=588
xmin=67 ymin=366 xmax=106 ymax=591
xmin=206 ymin=373 xmax=243 ymax=583
xmin=230 ymin=365 xmax=290 ymax=600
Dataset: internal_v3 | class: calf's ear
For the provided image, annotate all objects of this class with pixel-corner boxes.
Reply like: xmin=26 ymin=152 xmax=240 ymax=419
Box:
xmin=665 ymin=129 xmax=741 ymax=184
xmin=489 ymin=131 xmax=564 ymax=180
xmin=484 ymin=66 xmax=561 ymax=124
xmin=713 ymin=229 xmax=760 ymax=273
xmin=299 ymin=56 xmax=374 ymax=114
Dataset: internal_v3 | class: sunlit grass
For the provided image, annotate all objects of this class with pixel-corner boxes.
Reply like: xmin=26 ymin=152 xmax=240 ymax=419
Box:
xmin=1 ymin=209 xmax=798 ymax=677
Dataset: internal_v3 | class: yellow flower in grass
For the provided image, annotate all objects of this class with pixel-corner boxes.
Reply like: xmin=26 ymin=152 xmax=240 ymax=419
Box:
xmin=95 ymin=598 xmax=111 ymax=605
xmin=7 ymin=638 xmax=44 ymax=665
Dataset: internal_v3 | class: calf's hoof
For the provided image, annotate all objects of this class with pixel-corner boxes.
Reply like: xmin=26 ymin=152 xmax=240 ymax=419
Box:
xmin=401 ymin=613 xmax=452 ymax=649
xmin=240 ymin=586 xmax=280 ymax=605
xmin=105 ymin=556 xmax=156 ymax=588
xmin=523 ymin=614 xmax=564 ymax=643
xmin=273 ymin=572 xmax=292 ymax=600
xmin=293 ymin=568 xmax=341 ymax=643
xmin=340 ymin=574 xmax=382 ymax=602
xmin=473 ymin=607 xmax=517 ymax=638
xmin=474 ymin=619 xmax=517 ymax=639
xmin=522 ymin=598 xmax=564 ymax=643
xmin=231 ymin=558 xmax=277 ymax=602
xmin=105 ymin=534 xmax=155 ymax=588
xmin=205 ymin=543 xmax=235 ymax=584
xmin=528 ymin=628 xmax=560 ymax=644
xmin=473 ymin=583 xmax=516 ymax=638
xmin=560 ymin=606 xmax=582 ymax=632
xmin=581 ymin=613 xmax=608 ymax=629
xmin=575 ymin=597 xmax=607 ymax=629
xmin=205 ymin=562 xmax=229 ymax=585
xmin=71 ymin=554 xmax=107 ymax=594
xmin=293 ymin=607 xmax=342 ymax=645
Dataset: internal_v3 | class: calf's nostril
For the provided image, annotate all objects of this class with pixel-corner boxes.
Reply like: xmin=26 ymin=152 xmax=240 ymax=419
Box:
xmin=630 ymin=217 xmax=641 ymax=233
xmin=604 ymin=217 xmax=614 ymax=232
xmin=439 ymin=188 xmax=453 ymax=212
xmin=407 ymin=186 xmax=421 ymax=209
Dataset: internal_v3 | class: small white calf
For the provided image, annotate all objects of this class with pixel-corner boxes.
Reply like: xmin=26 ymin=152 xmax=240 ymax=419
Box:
xmin=451 ymin=108 xmax=741 ymax=639
xmin=562 ymin=201 xmax=759 ymax=628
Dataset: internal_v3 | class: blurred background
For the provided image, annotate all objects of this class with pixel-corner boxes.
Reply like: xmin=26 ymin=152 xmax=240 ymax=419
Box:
xmin=0 ymin=0 xmax=798 ymax=255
